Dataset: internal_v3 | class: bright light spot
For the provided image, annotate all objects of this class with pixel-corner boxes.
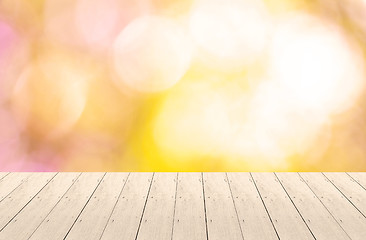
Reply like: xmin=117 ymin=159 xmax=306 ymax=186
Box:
xmin=269 ymin=13 xmax=365 ymax=115
xmin=238 ymin=82 xmax=330 ymax=161
xmin=154 ymin=79 xmax=332 ymax=168
xmin=189 ymin=0 xmax=270 ymax=69
xmin=113 ymin=16 xmax=192 ymax=93
xmin=12 ymin=49 xmax=90 ymax=138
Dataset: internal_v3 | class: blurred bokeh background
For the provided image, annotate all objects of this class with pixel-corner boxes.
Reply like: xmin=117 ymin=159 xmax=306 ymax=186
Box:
xmin=0 ymin=0 xmax=366 ymax=171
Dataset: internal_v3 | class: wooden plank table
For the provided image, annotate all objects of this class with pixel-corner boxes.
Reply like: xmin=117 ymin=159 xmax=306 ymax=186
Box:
xmin=0 ymin=172 xmax=365 ymax=240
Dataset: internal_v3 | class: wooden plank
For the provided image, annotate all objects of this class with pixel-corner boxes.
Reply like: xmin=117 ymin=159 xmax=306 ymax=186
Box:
xmin=0 ymin=173 xmax=80 ymax=240
xmin=300 ymin=172 xmax=366 ymax=240
xmin=65 ymin=173 xmax=129 ymax=240
xmin=136 ymin=173 xmax=177 ymax=240
xmin=29 ymin=172 xmax=105 ymax=240
xmin=0 ymin=173 xmax=56 ymax=229
xmin=0 ymin=173 xmax=9 ymax=181
xmin=276 ymin=172 xmax=350 ymax=240
xmin=0 ymin=171 xmax=364 ymax=240
xmin=251 ymin=172 xmax=314 ymax=240
xmin=0 ymin=172 xmax=31 ymax=202
xmin=347 ymin=172 xmax=366 ymax=190
xmin=0 ymin=172 xmax=56 ymax=230
xmin=203 ymin=172 xmax=243 ymax=240
xmin=100 ymin=172 xmax=154 ymax=240
xmin=227 ymin=172 xmax=278 ymax=240
xmin=172 ymin=173 xmax=206 ymax=240
xmin=324 ymin=172 xmax=366 ymax=217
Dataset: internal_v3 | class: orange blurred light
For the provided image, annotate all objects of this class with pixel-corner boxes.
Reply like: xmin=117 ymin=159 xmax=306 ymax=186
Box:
xmin=12 ymin=47 xmax=92 ymax=139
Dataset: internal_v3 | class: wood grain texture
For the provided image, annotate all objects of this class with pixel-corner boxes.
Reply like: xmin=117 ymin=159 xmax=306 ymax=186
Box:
xmin=300 ymin=172 xmax=366 ymax=240
xmin=136 ymin=172 xmax=177 ymax=240
xmin=276 ymin=172 xmax=350 ymax=240
xmin=0 ymin=172 xmax=364 ymax=240
xmin=227 ymin=172 xmax=278 ymax=240
xmin=29 ymin=172 xmax=105 ymax=240
xmin=101 ymin=172 xmax=154 ymax=240
xmin=0 ymin=172 xmax=31 ymax=202
xmin=203 ymin=173 xmax=243 ymax=240
xmin=65 ymin=173 xmax=129 ymax=240
xmin=348 ymin=172 xmax=366 ymax=189
xmin=251 ymin=172 xmax=314 ymax=240
xmin=324 ymin=172 xmax=366 ymax=217
xmin=0 ymin=173 xmax=9 ymax=181
xmin=0 ymin=172 xmax=56 ymax=230
xmin=0 ymin=172 xmax=80 ymax=240
xmin=172 ymin=173 xmax=206 ymax=240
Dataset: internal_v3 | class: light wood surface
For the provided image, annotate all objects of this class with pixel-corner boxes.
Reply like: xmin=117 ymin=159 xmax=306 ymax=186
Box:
xmin=172 ymin=173 xmax=206 ymax=240
xmin=348 ymin=172 xmax=366 ymax=189
xmin=227 ymin=172 xmax=278 ymax=240
xmin=0 ymin=173 xmax=9 ymax=181
xmin=276 ymin=172 xmax=350 ymax=240
xmin=251 ymin=172 xmax=314 ymax=240
xmin=29 ymin=172 xmax=105 ymax=240
xmin=0 ymin=172 xmax=31 ymax=202
xmin=203 ymin=172 xmax=243 ymax=240
xmin=0 ymin=172 xmax=56 ymax=230
xmin=0 ymin=172 xmax=365 ymax=240
xmin=0 ymin=173 xmax=80 ymax=240
xmin=300 ymin=172 xmax=366 ymax=240
xmin=101 ymin=172 xmax=154 ymax=240
xmin=136 ymin=172 xmax=177 ymax=240
xmin=324 ymin=172 xmax=366 ymax=217
xmin=65 ymin=173 xmax=129 ymax=240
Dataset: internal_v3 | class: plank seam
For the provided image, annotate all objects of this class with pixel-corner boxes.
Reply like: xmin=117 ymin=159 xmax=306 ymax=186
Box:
xmin=297 ymin=172 xmax=352 ymax=240
xmin=98 ymin=172 xmax=131 ymax=240
xmin=225 ymin=173 xmax=244 ymax=240
xmin=0 ymin=173 xmax=10 ymax=182
xmin=249 ymin=173 xmax=280 ymax=240
xmin=134 ymin=172 xmax=155 ymax=240
xmin=201 ymin=173 xmax=209 ymax=240
xmin=0 ymin=173 xmax=31 ymax=203
xmin=170 ymin=173 xmax=179 ymax=240
xmin=0 ymin=172 xmax=58 ymax=232
xmin=26 ymin=173 xmax=82 ymax=239
xmin=62 ymin=173 xmax=107 ymax=240
xmin=346 ymin=172 xmax=366 ymax=191
xmin=322 ymin=172 xmax=366 ymax=219
xmin=274 ymin=173 xmax=316 ymax=240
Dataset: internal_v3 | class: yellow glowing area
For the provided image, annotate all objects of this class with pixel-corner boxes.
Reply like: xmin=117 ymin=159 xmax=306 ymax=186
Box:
xmin=154 ymin=82 xmax=237 ymax=157
xmin=1 ymin=0 xmax=366 ymax=171
xmin=153 ymin=79 xmax=331 ymax=169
